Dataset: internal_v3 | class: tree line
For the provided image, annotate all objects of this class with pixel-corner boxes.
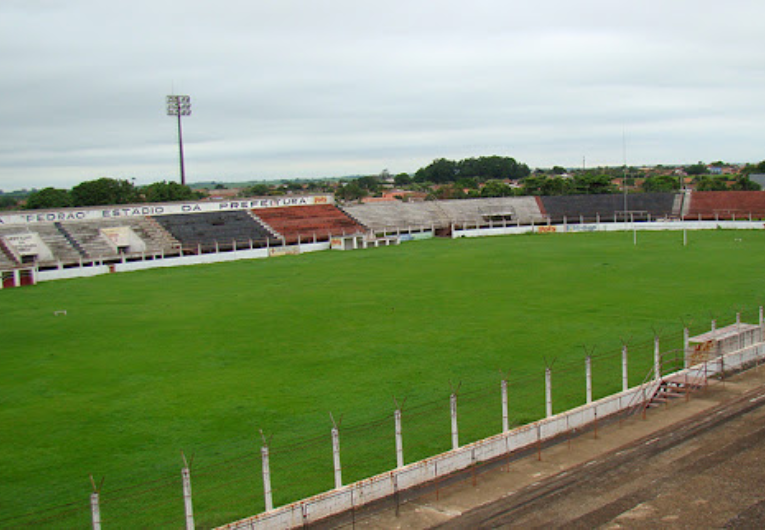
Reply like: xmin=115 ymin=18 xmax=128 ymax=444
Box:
xmin=23 ymin=178 xmax=204 ymax=210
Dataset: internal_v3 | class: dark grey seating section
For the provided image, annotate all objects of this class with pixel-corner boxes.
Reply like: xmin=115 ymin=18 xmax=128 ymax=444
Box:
xmin=152 ymin=211 xmax=279 ymax=251
xmin=538 ymin=193 xmax=678 ymax=223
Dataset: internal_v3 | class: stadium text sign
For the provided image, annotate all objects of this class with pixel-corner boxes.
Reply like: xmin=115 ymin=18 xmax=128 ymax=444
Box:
xmin=0 ymin=196 xmax=331 ymax=226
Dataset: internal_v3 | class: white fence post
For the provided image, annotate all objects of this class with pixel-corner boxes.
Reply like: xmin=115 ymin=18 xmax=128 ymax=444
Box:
xmin=545 ymin=367 xmax=553 ymax=418
xmin=394 ymin=408 xmax=404 ymax=469
xmin=683 ymin=327 xmax=690 ymax=369
xmin=585 ymin=356 xmax=593 ymax=404
xmin=90 ymin=492 xmax=101 ymax=530
xmin=501 ymin=378 xmax=509 ymax=433
xmin=182 ymin=465 xmax=194 ymax=530
xmin=760 ymin=306 xmax=764 ymax=338
xmin=622 ymin=344 xmax=629 ymax=392
xmin=331 ymin=423 xmax=342 ymax=489
xmin=712 ymin=319 xmax=717 ymax=333
xmin=654 ymin=336 xmax=661 ymax=380
xmin=261 ymin=444 xmax=273 ymax=511
xmin=450 ymin=393 xmax=459 ymax=450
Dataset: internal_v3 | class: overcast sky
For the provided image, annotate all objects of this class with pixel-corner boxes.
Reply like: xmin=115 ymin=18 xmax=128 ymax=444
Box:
xmin=1 ymin=0 xmax=763 ymax=191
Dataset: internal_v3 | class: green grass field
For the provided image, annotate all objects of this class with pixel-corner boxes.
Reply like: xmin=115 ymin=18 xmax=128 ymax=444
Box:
xmin=2 ymin=229 xmax=765 ymax=528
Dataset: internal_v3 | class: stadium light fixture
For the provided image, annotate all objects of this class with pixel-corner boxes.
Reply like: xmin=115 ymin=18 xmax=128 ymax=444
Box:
xmin=166 ymin=95 xmax=192 ymax=186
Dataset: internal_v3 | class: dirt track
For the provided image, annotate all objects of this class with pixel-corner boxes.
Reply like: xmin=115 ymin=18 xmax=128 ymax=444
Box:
xmin=337 ymin=367 xmax=765 ymax=529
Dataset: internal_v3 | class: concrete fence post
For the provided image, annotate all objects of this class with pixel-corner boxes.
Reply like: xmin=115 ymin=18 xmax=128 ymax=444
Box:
xmin=759 ymin=306 xmax=764 ymax=339
xmin=450 ymin=393 xmax=459 ymax=450
xmin=622 ymin=344 xmax=629 ymax=392
xmin=394 ymin=408 xmax=404 ymax=469
xmin=90 ymin=492 xmax=101 ymax=530
xmin=712 ymin=319 xmax=716 ymax=333
xmin=545 ymin=367 xmax=553 ymax=418
xmin=182 ymin=466 xmax=194 ymax=530
xmin=261 ymin=445 xmax=273 ymax=511
xmin=585 ymin=356 xmax=593 ymax=404
xmin=684 ymin=327 xmax=690 ymax=369
xmin=501 ymin=379 xmax=509 ymax=433
xmin=331 ymin=426 xmax=342 ymax=489
xmin=654 ymin=336 xmax=661 ymax=380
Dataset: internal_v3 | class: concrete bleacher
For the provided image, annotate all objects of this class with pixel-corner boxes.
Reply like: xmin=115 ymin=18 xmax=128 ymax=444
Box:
xmin=343 ymin=197 xmax=545 ymax=232
xmin=437 ymin=197 xmax=545 ymax=226
xmin=0 ymin=225 xmax=84 ymax=265
xmin=343 ymin=202 xmax=437 ymax=232
xmin=152 ymin=211 xmax=278 ymax=252
xmin=62 ymin=217 xmax=181 ymax=258
xmin=252 ymin=204 xmax=367 ymax=244
xmin=684 ymin=191 xmax=765 ymax=220
xmin=0 ymin=238 xmax=19 ymax=268
xmin=538 ymin=193 xmax=678 ymax=222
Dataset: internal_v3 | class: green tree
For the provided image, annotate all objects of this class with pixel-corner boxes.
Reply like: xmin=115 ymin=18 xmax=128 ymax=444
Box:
xmin=642 ymin=175 xmax=680 ymax=192
xmin=335 ymin=181 xmax=367 ymax=201
xmin=520 ymin=176 xmax=548 ymax=195
xmin=240 ymin=183 xmax=271 ymax=197
xmin=694 ymin=176 xmax=728 ymax=191
xmin=414 ymin=158 xmax=458 ymax=184
xmin=458 ymin=156 xmax=531 ymax=180
xmin=455 ymin=177 xmax=479 ymax=190
xmin=685 ymin=162 xmax=708 ymax=176
xmin=480 ymin=179 xmax=514 ymax=197
xmin=543 ymin=177 xmax=573 ymax=195
xmin=552 ymin=166 xmax=567 ymax=175
xmin=573 ymin=174 xmax=616 ymax=194
xmin=0 ymin=196 xmax=19 ymax=210
xmin=70 ymin=178 xmax=138 ymax=206
xmin=731 ymin=175 xmax=760 ymax=191
xmin=394 ymin=173 xmax=412 ymax=187
xmin=25 ymin=187 xmax=72 ymax=209
xmin=141 ymin=181 xmax=201 ymax=202
xmin=356 ymin=176 xmax=381 ymax=193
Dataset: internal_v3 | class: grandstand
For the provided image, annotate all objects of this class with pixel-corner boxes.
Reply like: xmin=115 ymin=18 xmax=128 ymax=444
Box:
xmin=252 ymin=204 xmax=367 ymax=244
xmin=343 ymin=197 xmax=545 ymax=234
xmin=537 ymin=192 xmax=678 ymax=223
xmin=4 ymin=190 xmax=765 ymax=285
xmin=683 ymin=191 xmax=765 ymax=220
xmin=152 ymin=211 xmax=278 ymax=253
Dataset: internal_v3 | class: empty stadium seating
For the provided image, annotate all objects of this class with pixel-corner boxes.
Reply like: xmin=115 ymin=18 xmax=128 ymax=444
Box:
xmin=61 ymin=217 xmax=181 ymax=258
xmin=684 ymin=191 xmax=765 ymax=220
xmin=0 ymin=238 xmax=18 ymax=268
xmin=537 ymin=193 xmax=678 ymax=223
xmin=0 ymin=224 xmax=84 ymax=266
xmin=252 ymin=204 xmax=367 ymax=244
xmin=152 ymin=211 xmax=278 ymax=252
xmin=343 ymin=197 xmax=545 ymax=233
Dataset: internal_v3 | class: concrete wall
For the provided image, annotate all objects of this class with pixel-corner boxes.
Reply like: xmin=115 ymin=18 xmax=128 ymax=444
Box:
xmin=36 ymin=242 xmax=330 ymax=283
xmin=453 ymin=220 xmax=765 ymax=238
xmin=219 ymin=341 xmax=765 ymax=530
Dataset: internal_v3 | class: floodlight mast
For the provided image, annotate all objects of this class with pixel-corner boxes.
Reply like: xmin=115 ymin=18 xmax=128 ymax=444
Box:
xmin=166 ymin=95 xmax=191 ymax=186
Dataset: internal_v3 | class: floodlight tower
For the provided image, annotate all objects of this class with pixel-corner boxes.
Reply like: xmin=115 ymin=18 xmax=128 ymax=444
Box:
xmin=166 ymin=95 xmax=191 ymax=185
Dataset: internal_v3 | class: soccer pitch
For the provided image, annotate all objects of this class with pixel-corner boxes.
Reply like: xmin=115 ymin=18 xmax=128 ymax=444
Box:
xmin=2 ymin=229 xmax=765 ymax=527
